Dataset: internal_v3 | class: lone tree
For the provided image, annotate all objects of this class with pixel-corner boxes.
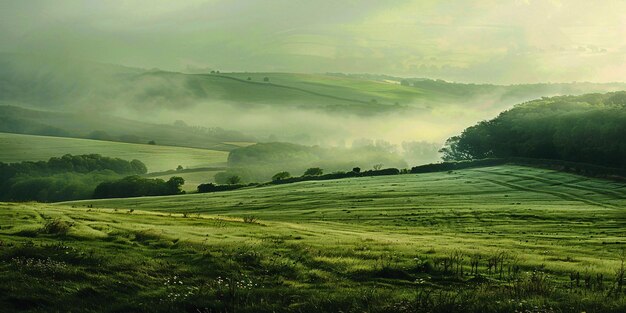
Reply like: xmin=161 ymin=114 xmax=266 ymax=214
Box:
xmin=176 ymin=165 xmax=184 ymax=171
xmin=272 ymin=171 xmax=291 ymax=181
xmin=147 ymin=140 xmax=156 ymax=145
xmin=263 ymin=77 xmax=270 ymax=82
xmin=303 ymin=167 xmax=323 ymax=176
xmin=226 ymin=175 xmax=242 ymax=185
xmin=166 ymin=176 xmax=185 ymax=194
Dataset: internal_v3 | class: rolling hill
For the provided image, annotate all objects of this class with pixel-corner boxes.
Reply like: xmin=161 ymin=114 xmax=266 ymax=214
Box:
xmin=0 ymin=132 xmax=228 ymax=173
xmin=3 ymin=53 xmax=626 ymax=116
xmin=1 ymin=165 xmax=625 ymax=312
xmin=0 ymin=105 xmax=253 ymax=151
xmin=3 ymin=53 xmax=626 ymax=151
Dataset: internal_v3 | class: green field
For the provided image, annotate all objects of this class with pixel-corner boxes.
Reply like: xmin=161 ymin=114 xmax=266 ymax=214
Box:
xmin=217 ymin=73 xmax=431 ymax=107
xmin=1 ymin=165 xmax=625 ymax=312
xmin=0 ymin=132 xmax=228 ymax=172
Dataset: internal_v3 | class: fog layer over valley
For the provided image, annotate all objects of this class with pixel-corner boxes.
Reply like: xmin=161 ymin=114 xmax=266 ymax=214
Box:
xmin=2 ymin=53 xmax=626 ymax=169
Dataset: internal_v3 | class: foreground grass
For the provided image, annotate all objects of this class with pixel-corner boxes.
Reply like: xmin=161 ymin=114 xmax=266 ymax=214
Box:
xmin=1 ymin=165 xmax=625 ymax=312
xmin=0 ymin=132 xmax=229 ymax=172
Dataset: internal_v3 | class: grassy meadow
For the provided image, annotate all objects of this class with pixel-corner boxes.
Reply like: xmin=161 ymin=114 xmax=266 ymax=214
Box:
xmin=0 ymin=132 xmax=228 ymax=172
xmin=1 ymin=165 xmax=625 ymax=312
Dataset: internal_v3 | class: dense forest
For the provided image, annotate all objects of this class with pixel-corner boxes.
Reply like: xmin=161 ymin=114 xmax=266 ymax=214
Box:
xmin=440 ymin=92 xmax=626 ymax=168
xmin=0 ymin=154 xmax=147 ymax=202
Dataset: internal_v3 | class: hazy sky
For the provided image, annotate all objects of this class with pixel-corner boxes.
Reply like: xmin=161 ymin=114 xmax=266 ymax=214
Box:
xmin=1 ymin=0 xmax=624 ymax=83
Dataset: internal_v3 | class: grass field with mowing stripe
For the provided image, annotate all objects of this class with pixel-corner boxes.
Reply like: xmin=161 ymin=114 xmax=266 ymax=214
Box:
xmin=1 ymin=165 xmax=625 ymax=312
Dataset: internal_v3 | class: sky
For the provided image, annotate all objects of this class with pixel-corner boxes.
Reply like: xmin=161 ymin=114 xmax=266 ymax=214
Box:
xmin=1 ymin=0 xmax=624 ymax=84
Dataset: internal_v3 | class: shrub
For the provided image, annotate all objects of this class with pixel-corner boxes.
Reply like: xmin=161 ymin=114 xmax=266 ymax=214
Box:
xmin=272 ymin=171 xmax=291 ymax=182
xmin=303 ymin=167 xmax=323 ymax=176
xmin=226 ymin=175 xmax=242 ymax=185
xmin=242 ymin=216 xmax=258 ymax=224
xmin=40 ymin=219 xmax=72 ymax=236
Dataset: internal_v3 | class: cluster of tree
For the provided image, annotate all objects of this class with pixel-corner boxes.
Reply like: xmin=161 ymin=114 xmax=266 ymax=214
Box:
xmin=0 ymin=154 xmax=147 ymax=178
xmin=93 ymin=176 xmax=185 ymax=199
xmin=197 ymin=182 xmax=251 ymax=193
xmin=440 ymin=92 xmax=626 ymax=169
xmin=198 ymin=166 xmax=403 ymax=193
xmin=0 ymin=154 xmax=148 ymax=202
xmin=269 ymin=167 xmax=401 ymax=185
xmin=219 ymin=142 xmax=407 ymax=183
xmin=1 ymin=171 xmax=123 ymax=202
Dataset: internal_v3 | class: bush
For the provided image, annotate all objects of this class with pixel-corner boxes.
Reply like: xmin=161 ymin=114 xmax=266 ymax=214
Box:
xmin=40 ymin=220 xmax=72 ymax=236
xmin=272 ymin=171 xmax=291 ymax=182
xmin=226 ymin=175 xmax=242 ymax=185
xmin=303 ymin=167 xmax=323 ymax=176
xmin=242 ymin=216 xmax=258 ymax=223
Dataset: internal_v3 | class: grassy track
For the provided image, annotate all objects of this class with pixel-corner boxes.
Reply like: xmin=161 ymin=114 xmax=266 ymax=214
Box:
xmin=1 ymin=165 xmax=625 ymax=312
xmin=0 ymin=132 xmax=229 ymax=172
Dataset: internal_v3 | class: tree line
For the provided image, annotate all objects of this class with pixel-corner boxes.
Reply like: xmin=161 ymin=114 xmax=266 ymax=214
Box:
xmin=0 ymin=154 xmax=186 ymax=202
xmin=197 ymin=166 xmax=402 ymax=193
xmin=440 ymin=92 xmax=626 ymax=168
xmin=93 ymin=176 xmax=185 ymax=199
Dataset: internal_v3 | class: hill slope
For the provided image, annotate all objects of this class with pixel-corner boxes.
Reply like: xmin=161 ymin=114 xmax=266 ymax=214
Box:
xmin=3 ymin=53 xmax=626 ymax=115
xmin=1 ymin=165 xmax=624 ymax=312
xmin=0 ymin=132 xmax=228 ymax=172
xmin=0 ymin=105 xmax=253 ymax=151
xmin=3 ymin=53 xmax=626 ymax=148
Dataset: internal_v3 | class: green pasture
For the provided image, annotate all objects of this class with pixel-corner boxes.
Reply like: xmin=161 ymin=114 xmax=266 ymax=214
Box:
xmin=0 ymin=132 xmax=229 ymax=172
xmin=1 ymin=165 xmax=625 ymax=312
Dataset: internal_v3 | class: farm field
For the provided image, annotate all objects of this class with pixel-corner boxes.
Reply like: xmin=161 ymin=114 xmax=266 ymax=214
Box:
xmin=1 ymin=165 xmax=625 ymax=312
xmin=0 ymin=132 xmax=229 ymax=172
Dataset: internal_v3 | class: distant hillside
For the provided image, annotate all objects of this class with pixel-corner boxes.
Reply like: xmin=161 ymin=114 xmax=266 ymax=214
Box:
xmin=3 ymin=53 xmax=626 ymax=150
xmin=2 ymin=53 xmax=626 ymax=116
xmin=0 ymin=53 xmax=415 ymax=114
xmin=0 ymin=133 xmax=228 ymax=172
xmin=0 ymin=105 xmax=252 ymax=151
xmin=441 ymin=91 xmax=626 ymax=168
